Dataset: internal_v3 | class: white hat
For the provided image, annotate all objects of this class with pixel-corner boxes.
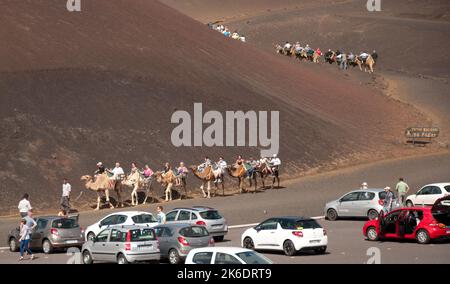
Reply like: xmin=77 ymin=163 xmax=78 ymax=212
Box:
xmin=384 ymin=186 xmax=391 ymax=190
xmin=362 ymin=182 xmax=368 ymax=186
xmin=97 ymin=162 xmax=103 ymax=166
xmin=272 ymin=154 xmax=277 ymax=158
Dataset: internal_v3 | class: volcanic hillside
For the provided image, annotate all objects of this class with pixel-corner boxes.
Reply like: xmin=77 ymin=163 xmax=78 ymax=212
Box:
xmin=0 ymin=0 xmax=420 ymax=214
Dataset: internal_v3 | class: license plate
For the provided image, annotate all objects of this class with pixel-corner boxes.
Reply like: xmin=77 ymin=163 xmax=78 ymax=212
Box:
xmin=66 ymin=240 xmax=78 ymax=244
xmin=212 ymin=224 xmax=223 ymax=228
xmin=309 ymin=240 xmax=321 ymax=244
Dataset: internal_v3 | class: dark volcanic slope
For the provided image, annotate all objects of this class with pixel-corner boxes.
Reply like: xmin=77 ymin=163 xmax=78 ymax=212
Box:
xmin=0 ymin=0 xmax=419 ymax=214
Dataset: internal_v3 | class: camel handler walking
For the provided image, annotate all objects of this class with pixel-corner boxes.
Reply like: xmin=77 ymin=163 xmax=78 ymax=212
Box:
xmin=60 ymin=178 xmax=71 ymax=215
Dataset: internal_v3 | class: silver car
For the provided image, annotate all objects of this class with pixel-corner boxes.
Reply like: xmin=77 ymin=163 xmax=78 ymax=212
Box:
xmin=154 ymin=223 xmax=215 ymax=264
xmin=165 ymin=206 xmax=228 ymax=241
xmin=81 ymin=225 xmax=160 ymax=264
xmin=324 ymin=189 xmax=400 ymax=221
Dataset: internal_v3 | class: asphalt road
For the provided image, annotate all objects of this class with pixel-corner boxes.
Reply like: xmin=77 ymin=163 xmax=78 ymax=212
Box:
xmin=1 ymin=152 xmax=449 ymax=264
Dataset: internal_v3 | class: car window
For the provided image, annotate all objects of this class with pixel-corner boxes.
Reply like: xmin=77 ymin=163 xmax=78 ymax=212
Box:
xmin=444 ymin=186 xmax=450 ymax=193
xmin=179 ymin=226 xmax=209 ymax=237
xmin=199 ymin=210 xmax=222 ymax=220
xmin=96 ymin=229 xmax=110 ymax=242
xmin=129 ymin=229 xmax=156 ymax=242
xmin=341 ymin=192 xmax=359 ymax=202
xmin=115 ymin=215 xmax=128 ymax=225
xmin=418 ymin=187 xmax=432 ymax=195
xmin=100 ymin=215 xmax=116 ymax=226
xmin=236 ymin=251 xmax=272 ymax=264
xmin=154 ymin=227 xmax=172 ymax=238
xmin=378 ymin=191 xmax=387 ymax=200
xmin=215 ymin=253 xmax=241 ymax=264
xmin=191 ymin=213 xmax=198 ymax=220
xmin=279 ymin=219 xmax=321 ymax=230
xmin=385 ymin=211 xmax=401 ymax=223
xmin=430 ymin=186 xmax=442 ymax=195
xmin=132 ymin=214 xmax=157 ymax=224
xmin=166 ymin=211 xmax=178 ymax=222
xmin=110 ymin=229 xmax=126 ymax=242
xmin=192 ymin=252 xmax=213 ymax=264
xmin=258 ymin=219 xmax=278 ymax=230
xmin=36 ymin=219 xmax=48 ymax=230
xmin=358 ymin=192 xmax=375 ymax=201
xmin=177 ymin=210 xmax=191 ymax=221
xmin=52 ymin=218 xmax=79 ymax=229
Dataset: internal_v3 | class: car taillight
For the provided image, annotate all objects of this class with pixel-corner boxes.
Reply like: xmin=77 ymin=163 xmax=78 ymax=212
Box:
xmin=178 ymin=236 xmax=189 ymax=246
xmin=323 ymin=229 xmax=327 ymax=236
xmin=125 ymin=230 xmax=131 ymax=251
xmin=196 ymin=221 xmax=206 ymax=226
xmin=378 ymin=200 xmax=384 ymax=206
xmin=429 ymin=222 xmax=446 ymax=229
xmin=50 ymin=228 xmax=59 ymax=236
xmin=292 ymin=231 xmax=303 ymax=237
xmin=209 ymin=237 xmax=215 ymax=246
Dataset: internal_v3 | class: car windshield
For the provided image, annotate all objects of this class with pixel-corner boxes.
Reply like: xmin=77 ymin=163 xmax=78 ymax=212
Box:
xmin=129 ymin=229 xmax=156 ymax=242
xmin=131 ymin=214 xmax=157 ymax=224
xmin=52 ymin=218 xmax=79 ymax=229
xmin=236 ymin=251 xmax=272 ymax=264
xmin=280 ymin=219 xmax=322 ymax=230
xmin=179 ymin=226 xmax=209 ymax=237
xmin=199 ymin=210 xmax=222 ymax=220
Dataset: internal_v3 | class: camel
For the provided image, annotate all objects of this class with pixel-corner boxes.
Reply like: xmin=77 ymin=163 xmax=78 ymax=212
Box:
xmin=275 ymin=44 xmax=283 ymax=54
xmin=356 ymin=55 xmax=375 ymax=74
xmin=121 ymin=171 xmax=155 ymax=206
xmin=226 ymin=164 xmax=258 ymax=194
xmin=257 ymin=160 xmax=280 ymax=189
xmin=312 ymin=51 xmax=321 ymax=63
xmin=81 ymin=174 xmax=123 ymax=210
xmin=190 ymin=165 xmax=225 ymax=198
xmin=154 ymin=170 xmax=187 ymax=202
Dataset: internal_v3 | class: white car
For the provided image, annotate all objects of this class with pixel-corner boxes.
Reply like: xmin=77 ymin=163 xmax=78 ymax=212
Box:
xmin=406 ymin=183 xmax=450 ymax=207
xmin=185 ymin=247 xmax=273 ymax=264
xmin=241 ymin=217 xmax=328 ymax=256
xmin=85 ymin=211 xmax=158 ymax=241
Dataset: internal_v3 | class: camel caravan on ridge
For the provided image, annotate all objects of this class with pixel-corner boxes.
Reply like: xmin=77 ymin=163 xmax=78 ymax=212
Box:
xmin=80 ymin=155 xmax=281 ymax=211
xmin=275 ymin=41 xmax=378 ymax=74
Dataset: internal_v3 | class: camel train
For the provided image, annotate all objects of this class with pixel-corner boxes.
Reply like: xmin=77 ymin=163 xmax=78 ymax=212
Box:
xmin=81 ymin=163 xmax=280 ymax=211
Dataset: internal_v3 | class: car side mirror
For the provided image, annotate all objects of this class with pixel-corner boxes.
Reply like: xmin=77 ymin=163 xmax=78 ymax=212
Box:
xmin=99 ymin=223 xmax=102 ymax=228
xmin=255 ymin=226 xmax=261 ymax=232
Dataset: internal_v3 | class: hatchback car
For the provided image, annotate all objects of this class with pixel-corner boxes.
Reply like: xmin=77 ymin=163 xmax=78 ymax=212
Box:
xmin=186 ymin=247 xmax=273 ymax=264
xmin=85 ymin=211 xmax=158 ymax=241
xmin=325 ymin=189 xmax=400 ymax=221
xmin=82 ymin=225 xmax=160 ymax=264
xmin=241 ymin=217 xmax=328 ymax=256
xmin=406 ymin=183 xmax=450 ymax=207
xmin=154 ymin=223 xmax=215 ymax=264
xmin=8 ymin=215 xmax=84 ymax=254
xmin=363 ymin=195 xmax=450 ymax=244
xmin=165 ymin=206 xmax=228 ymax=241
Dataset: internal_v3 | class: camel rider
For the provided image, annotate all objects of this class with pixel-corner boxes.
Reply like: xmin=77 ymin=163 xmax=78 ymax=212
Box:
xmin=163 ymin=162 xmax=171 ymax=174
xmin=130 ymin=162 xmax=139 ymax=175
xmin=371 ymin=50 xmax=378 ymax=62
xmin=110 ymin=162 xmax=125 ymax=181
xmin=94 ymin=162 xmax=106 ymax=176
xmin=213 ymin=157 xmax=227 ymax=184
xmin=270 ymin=154 xmax=281 ymax=175
xmin=325 ymin=49 xmax=333 ymax=62
xmin=348 ymin=52 xmax=355 ymax=63
xmin=235 ymin=155 xmax=244 ymax=167
xmin=176 ymin=162 xmax=188 ymax=186
xmin=294 ymin=42 xmax=302 ymax=53
xmin=245 ymin=157 xmax=259 ymax=179
xmin=283 ymin=41 xmax=292 ymax=52
xmin=143 ymin=164 xmax=154 ymax=184
xmin=360 ymin=52 xmax=369 ymax=63
xmin=316 ymin=48 xmax=322 ymax=56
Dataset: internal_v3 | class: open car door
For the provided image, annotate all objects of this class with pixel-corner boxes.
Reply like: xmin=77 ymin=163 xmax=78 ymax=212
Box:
xmin=431 ymin=195 xmax=450 ymax=226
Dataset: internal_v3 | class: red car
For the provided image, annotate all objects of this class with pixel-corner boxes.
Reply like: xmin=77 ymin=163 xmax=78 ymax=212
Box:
xmin=363 ymin=195 xmax=450 ymax=244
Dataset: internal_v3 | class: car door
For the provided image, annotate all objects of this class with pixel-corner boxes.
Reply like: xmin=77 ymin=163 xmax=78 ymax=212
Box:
xmin=106 ymin=229 xmax=124 ymax=262
xmin=176 ymin=210 xmax=192 ymax=224
xmin=30 ymin=218 xmax=48 ymax=248
xmin=357 ymin=192 xmax=376 ymax=216
xmin=91 ymin=229 xmax=111 ymax=261
xmin=337 ymin=192 xmax=360 ymax=216
xmin=254 ymin=219 xmax=278 ymax=249
xmin=380 ymin=211 xmax=401 ymax=238
xmin=98 ymin=215 xmax=117 ymax=233
xmin=425 ymin=186 xmax=443 ymax=205
xmin=154 ymin=227 xmax=172 ymax=257
xmin=165 ymin=211 xmax=179 ymax=224
xmin=414 ymin=186 xmax=431 ymax=205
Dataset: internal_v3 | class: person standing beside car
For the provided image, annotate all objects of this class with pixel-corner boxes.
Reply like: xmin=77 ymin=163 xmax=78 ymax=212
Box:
xmin=396 ymin=178 xmax=410 ymax=206
xmin=19 ymin=219 xmax=34 ymax=261
xmin=156 ymin=206 xmax=166 ymax=224
xmin=18 ymin=194 xmax=32 ymax=218
xmin=383 ymin=187 xmax=394 ymax=214
xmin=60 ymin=178 xmax=71 ymax=215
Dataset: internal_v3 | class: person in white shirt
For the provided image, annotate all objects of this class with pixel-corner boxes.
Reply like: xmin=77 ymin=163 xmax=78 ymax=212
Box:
xmin=18 ymin=194 xmax=32 ymax=218
xmin=361 ymin=182 xmax=368 ymax=190
xmin=19 ymin=219 xmax=34 ymax=261
xmin=110 ymin=162 xmax=125 ymax=180
xmin=60 ymin=178 xmax=71 ymax=215
xmin=213 ymin=157 xmax=228 ymax=183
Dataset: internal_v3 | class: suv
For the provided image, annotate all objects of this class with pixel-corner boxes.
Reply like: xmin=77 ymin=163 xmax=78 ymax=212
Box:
xmin=85 ymin=211 xmax=158 ymax=241
xmin=81 ymin=225 xmax=160 ymax=264
xmin=165 ymin=206 xmax=228 ymax=241
xmin=8 ymin=215 xmax=84 ymax=254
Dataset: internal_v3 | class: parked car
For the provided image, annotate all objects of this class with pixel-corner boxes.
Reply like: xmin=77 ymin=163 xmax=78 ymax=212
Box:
xmin=8 ymin=215 xmax=84 ymax=254
xmin=324 ymin=189 xmax=400 ymax=221
xmin=82 ymin=225 xmax=159 ymax=264
xmin=186 ymin=247 xmax=273 ymax=264
xmin=85 ymin=211 xmax=158 ymax=241
xmin=165 ymin=206 xmax=228 ymax=241
xmin=363 ymin=195 xmax=450 ymax=244
xmin=406 ymin=183 xmax=450 ymax=207
xmin=154 ymin=223 xmax=215 ymax=264
xmin=241 ymin=217 xmax=328 ymax=256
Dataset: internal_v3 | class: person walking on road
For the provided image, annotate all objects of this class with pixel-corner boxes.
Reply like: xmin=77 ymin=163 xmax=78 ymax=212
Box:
xmin=18 ymin=194 xmax=32 ymax=218
xmin=396 ymin=178 xmax=410 ymax=206
xmin=60 ymin=178 xmax=72 ymax=215
xmin=156 ymin=206 xmax=166 ymax=224
xmin=383 ymin=186 xmax=394 ymax=214
xmin=19 ymin=219 xmax=34 ymax=261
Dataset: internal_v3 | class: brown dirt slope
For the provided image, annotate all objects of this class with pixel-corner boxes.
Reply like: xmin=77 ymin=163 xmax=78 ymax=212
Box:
xmin=0 ymin=0 xmax=420 ymax=214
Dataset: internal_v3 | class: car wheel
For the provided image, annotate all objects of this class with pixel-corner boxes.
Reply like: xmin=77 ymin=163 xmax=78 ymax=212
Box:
xmin=366 ymin=226 xmax=379 ymax=241
xmin=327 ymin=209 xmax=338 ymax=221
xmin=117 ymin=253 xmax=129 ymax=264
xmin=214 ymin=236 xmax=225 ymax=242
xmin=368 ymin=209 xmax=379 ymax=220
xmin=406 ymin=200 xmax=414 ymax=207
xmin=168 ymin=249 xmax=181 ymax=264
xmin=314 ymin=246 xmax=327 ymax=255
xmin=283 ymin=240 xmax=296 ymax=256
xmin=416 ymin=229 xmax=430 ymax=244
xmin=42 ymin=239 xmax=53 ymax=254
xmin=87 ymin=232 xmax=95 ymax=241
xmin=243 ymin=237 xmax=254 ymax=250
xmin=9 ymin=238 xmax=18 ymax=252
xmin=82 ymin=250 xmax=93 ymax=264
